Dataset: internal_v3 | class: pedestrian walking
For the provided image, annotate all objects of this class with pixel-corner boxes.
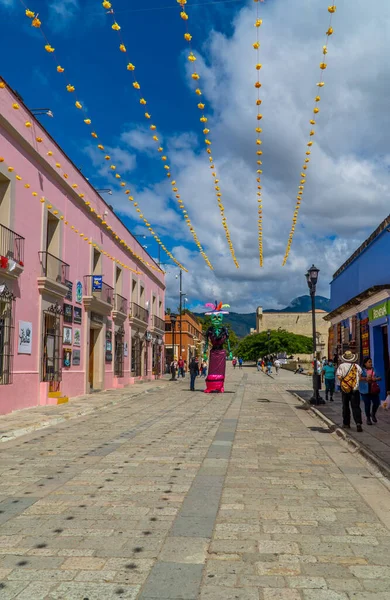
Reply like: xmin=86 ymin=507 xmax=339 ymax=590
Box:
xmin=336 ymin=350 xmax=363 ymax=432
xmin=322 ymin=358 xmax=336 ymax=401
xmin=274 ymin=359 xmax=280 ymax=374
xmin=238 ymin=357 xmax=243 ymax=369
xmin=232 ymin=357 xmax=237 ymax=369
xmin=257 ymin=358 xmax=262 ymax=372
xmin=177 ymin=356 xmax=185 ymax=378
xmin=201 ymin=361 xmax=207 ymax=378
xmin=170 ymin=359 xmax=177 ymax=381
xmin=359 ymin=357 xmax=381 ymax=425
xmin=266 ymin=359 xmax=272 ymax=375
xmin=189 ymin=357 xmax=198 ymax=391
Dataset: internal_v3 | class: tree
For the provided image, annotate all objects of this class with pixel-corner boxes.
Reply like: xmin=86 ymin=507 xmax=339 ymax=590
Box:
xmin=165 ymin=308 xmax=171 ymax=315
xmin=235 ymin=329 xmax=313 ymax=361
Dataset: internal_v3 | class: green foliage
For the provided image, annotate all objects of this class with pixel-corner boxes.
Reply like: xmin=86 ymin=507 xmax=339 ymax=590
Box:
xmin=235 ymin=329 xmax=313 ymax=361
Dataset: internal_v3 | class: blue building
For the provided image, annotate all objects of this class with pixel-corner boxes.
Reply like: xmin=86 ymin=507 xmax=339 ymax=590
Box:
xmin=326 ymin=216 xmax=390 ymax=397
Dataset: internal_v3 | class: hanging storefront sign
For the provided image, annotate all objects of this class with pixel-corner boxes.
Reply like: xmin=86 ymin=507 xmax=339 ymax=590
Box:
xmin=92 ymin=276 xmax=103 ymax=291
xmin=75 ymin=280 xmax=83 ymax=304
xmin=74 ymin=328 xmax=81 ymax=347
xmin=74 ymin=306 xmax=82 ymax=324
xmin=72 ymin=349 xmax=81 ymax=366
xmin=65 ymin=280 xmax=73 ymax=302
xmin=63 ymin=348 xmax=72 ymax=368
xmin=18 ymin=321 xmax=32 ymax=354
xmin=368 ymin=300 xmax=389 ymax=322
xmin=360 ymin=318 xmax=370 ymax=357
xmin=63 ymin=303 xmax=73 ymax=324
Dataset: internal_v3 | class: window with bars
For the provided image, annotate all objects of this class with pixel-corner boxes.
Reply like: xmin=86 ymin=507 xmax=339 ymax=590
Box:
xmin=114 ymin=328 xmax=125 ymax=378
xmin=0 ymin=286 xmax=15 ymax=385
xmin=131 ymin=336 xmax=141 ymax=377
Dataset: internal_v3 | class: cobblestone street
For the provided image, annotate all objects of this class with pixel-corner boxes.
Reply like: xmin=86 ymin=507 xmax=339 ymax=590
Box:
xmin=1 ymin=366 xmax=390 ymax=599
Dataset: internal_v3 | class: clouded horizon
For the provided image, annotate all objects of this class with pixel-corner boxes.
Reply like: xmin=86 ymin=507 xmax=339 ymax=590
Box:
xmin=1 ymin=0 xmax=389 ymax=313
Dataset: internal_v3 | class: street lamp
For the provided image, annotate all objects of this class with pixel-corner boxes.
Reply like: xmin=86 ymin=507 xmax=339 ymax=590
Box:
xmin=31 ymin=108 xmax=54 ymax=117
xmin=96 ymin=189 xmax=113 ymax=195
xmin=170 ymin=313 xmax=177 ymax=381
xmin=267 ymin=329 xmax=271 ymax=357
xmin=305 ymin=264 xmax=323 ymax=406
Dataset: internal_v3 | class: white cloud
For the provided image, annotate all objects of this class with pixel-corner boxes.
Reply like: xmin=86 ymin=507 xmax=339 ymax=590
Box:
xmin=48 ymin=0 xmax=79 ymax=31
xmin=99 ymin=0 xmax=390 ymax=312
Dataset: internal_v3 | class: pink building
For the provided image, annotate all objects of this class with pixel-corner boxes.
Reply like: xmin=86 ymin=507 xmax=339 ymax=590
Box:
xmin=0 ymin=78 xmax=165 ymax=415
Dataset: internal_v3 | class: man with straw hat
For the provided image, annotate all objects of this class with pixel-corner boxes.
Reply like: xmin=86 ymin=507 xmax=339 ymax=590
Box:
xmin=336 ymin=350 xmax=363 ymax=432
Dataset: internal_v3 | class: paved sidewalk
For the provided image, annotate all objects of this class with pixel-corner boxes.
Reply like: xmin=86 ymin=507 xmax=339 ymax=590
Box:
xmin=0 ymin=365 xmax=390 ymax=599
xmin=284 ymin=367 xmax=390 ymax=475
xmin=0 ymin=378 xmax=171 ymax=443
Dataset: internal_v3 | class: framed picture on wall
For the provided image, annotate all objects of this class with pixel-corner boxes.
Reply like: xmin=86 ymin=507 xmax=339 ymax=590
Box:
xmin=74 ymin=306 xmax=82 ymax=324
xmin=63 ymin=348 xmax=72 ymax=368
xmin=72 ymin=349 xmax=81 ymax=366
xmin=63 ymin=304 xmax=73 ymax=324
xmin=74 ymin=328 xmax=81 ymax=347
xmin=18 ymin=321 xmax=32 ymax=354
xmin=63 ymin=327 xmax=72 ymax=346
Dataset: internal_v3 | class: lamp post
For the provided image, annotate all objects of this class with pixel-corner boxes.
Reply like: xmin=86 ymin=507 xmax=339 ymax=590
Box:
xmin=267 ymin=329 xmax=271 ymax=357
xmin=170 ymin=313 xmax=177 ymax=381
xmin=305 ymin=264 xmax=324 ymax=405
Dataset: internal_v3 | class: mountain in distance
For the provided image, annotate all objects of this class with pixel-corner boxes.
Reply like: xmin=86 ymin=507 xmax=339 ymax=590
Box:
xmin=193 ymin=295 xmax=330 ymax=338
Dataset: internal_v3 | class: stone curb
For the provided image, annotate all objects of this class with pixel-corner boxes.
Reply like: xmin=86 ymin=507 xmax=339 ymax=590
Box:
xmin=292 ymin=391 xmax=390 ymax=481
xmin=0 ymin=383 xmax=169 ymax=444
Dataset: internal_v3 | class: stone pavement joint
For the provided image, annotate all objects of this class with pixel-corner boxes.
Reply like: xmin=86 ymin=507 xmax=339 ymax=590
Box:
xmin=1 ymin=367 xmax=390 ymax=599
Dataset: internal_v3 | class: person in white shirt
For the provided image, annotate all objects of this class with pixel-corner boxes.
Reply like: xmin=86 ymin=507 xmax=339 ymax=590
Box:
xmin=274 ymin=359 xmax=281 ymax=374
xmin=336 ymin=350 xmax=363 ymax=432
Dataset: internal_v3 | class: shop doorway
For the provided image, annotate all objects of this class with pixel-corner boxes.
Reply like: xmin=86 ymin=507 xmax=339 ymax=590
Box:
xmin=382 ymin=325 xmax=389 ymax=387
xmin=89 ymin=327 xmax=103 ymax=391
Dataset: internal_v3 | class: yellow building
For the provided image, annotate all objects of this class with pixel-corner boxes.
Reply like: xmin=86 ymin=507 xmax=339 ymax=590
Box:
xmin=252 ymin=306 xmax=329 ymax=358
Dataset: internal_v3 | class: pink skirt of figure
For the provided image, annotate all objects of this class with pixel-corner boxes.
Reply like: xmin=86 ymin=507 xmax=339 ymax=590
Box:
xmin=204 ymin=348 xmax=226 ymax=393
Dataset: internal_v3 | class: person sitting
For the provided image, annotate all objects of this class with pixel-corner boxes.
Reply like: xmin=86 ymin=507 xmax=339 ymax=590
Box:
xmin=294 ymin=364 xmax=304 ymax=374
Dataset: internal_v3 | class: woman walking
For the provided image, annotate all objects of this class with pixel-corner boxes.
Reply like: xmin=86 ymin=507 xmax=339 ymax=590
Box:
xmin=359 ymin=357 xmax=381 ymax=425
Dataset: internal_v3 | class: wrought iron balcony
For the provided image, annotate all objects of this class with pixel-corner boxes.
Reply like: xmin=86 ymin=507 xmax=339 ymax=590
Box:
xmin=129 ymin=302 xmax=149 ymax=325
xmin=0 ymin=224 xmax=25 ymax=279
xmin=113 ymin=293 xmax=128 ymax=323
xmin=153 ymin=315 xmax=165 ymax=332
xmin=38 ymin=251 xmax=69 ymax=298
xmin=83 ymin=275 xmax=114 ymax=316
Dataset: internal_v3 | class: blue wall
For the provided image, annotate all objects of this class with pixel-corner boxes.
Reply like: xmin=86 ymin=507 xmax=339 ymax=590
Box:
xmin=330 ymin=229 xmax=390 ymax=310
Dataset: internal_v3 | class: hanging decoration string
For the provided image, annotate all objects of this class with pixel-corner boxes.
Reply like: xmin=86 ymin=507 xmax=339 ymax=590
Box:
xmin=253 ymin=0 xmax=264 ymax=267
xmin=0 ymin=155 xmax=144 ymax=275
xmin=101 ymin=0 xmax=213 ymax=271
xmin=282 ymin=4 xmax=337 ymax=266
xmin=176 ymin=0 xmax=239 ymax=268
xmin=19 ymin=3 xmax=186 ymax=272
xmin=0 ymin=81 xmax=184 ymax=273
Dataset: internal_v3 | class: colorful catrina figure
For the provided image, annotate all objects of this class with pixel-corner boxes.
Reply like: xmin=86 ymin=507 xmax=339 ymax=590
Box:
xmin=203 ymin=301 xmax=231 ymax=393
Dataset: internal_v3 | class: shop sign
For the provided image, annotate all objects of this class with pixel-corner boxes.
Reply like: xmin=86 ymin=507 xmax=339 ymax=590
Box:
xmin=91 ymin=312 xmax=103 ymax=325
xmin=92 ymin=276 xmax=103 ymax=291
xmin=369 ymin=301 xmax=389 ymax=322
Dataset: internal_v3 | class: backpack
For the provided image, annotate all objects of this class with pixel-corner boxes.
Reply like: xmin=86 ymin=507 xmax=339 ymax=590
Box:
xmin=340 ymin=364 xmax=358 ymax=394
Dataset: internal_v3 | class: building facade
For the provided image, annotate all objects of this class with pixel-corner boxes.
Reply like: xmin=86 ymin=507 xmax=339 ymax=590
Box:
xmin=0 ymin=79 xmax=165 ymax=415
xmin=326 ymin=215 xmax=390 ymax=397
xmin=253 ymin=306 xmax=329 ymax=358
xmin=164 ymin=312 xmax=204 ymax=366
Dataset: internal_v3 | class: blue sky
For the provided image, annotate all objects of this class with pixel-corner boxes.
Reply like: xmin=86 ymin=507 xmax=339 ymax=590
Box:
xmin=2 ymin=0 xmax=390 ymax=312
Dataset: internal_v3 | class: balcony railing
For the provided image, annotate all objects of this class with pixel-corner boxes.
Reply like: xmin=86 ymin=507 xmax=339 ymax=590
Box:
xmin=153 ymin=315 xmax=165 ymax=331
xmin=84 ymin=275 xmax=114 ymax=305
xmin=0 ymin=223 xmax=25 ymax=265
xmin=114 ymin=293 xmax=128 ymax=314
xmin=130 ymin=302 xmax=148 ymax=324
xmin=39 ymin=251 xmax=69 ymax=285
